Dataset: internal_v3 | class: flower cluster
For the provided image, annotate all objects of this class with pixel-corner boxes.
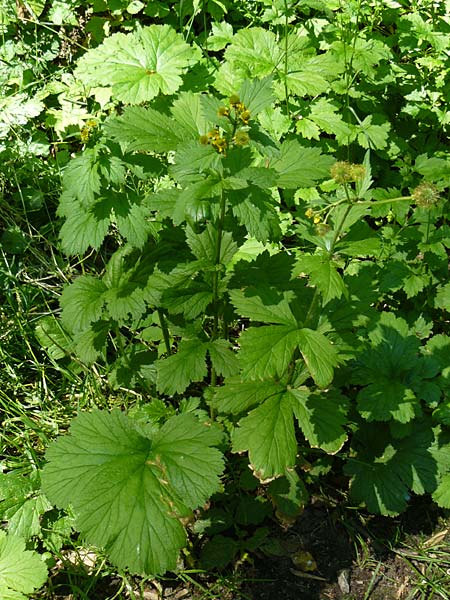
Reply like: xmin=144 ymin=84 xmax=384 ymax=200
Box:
xmin=199 ymin=94 xmax=251 ymax=154
xmin=330 ymin=161 xmax=366 ymax=184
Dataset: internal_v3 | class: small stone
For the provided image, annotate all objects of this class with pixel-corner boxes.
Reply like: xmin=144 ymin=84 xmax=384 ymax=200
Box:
xmin=337 ymin=569 xmax=350 ymax=594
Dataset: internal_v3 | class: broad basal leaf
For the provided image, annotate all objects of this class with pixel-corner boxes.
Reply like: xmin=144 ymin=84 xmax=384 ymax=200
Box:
xmin=41 ymin=411 xmax=223 ymax=575
xmin=233 ymin=392 xmax=297 ymax=480
xmin=0 ymin=531 xmax=47 ymax=600
xmin=346 ymin=422 xmax=440 ymax=516
xmin=76 ymin=25 xmax=201 ymax=104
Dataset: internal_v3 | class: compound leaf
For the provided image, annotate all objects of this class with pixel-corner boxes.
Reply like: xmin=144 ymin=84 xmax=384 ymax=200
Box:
xmin=41 ymin=410 xmax=223 ymax=575
xmin=229 ymin=287 xmax=297 ymax=326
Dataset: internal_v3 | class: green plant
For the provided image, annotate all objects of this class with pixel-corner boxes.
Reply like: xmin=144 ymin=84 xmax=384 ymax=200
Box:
xmin=30 ymin=19 xmax=450 ymax=580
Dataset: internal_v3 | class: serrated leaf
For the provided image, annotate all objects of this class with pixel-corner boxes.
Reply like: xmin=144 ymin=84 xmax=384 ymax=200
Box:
xmin=76 ymin=25 xmax=200 ymax=104
xmin=268 ymin=469 xmax=308 ymax=521
xmin=357 ymin=380 xmax=417 ymax=423
xmin=0 ymin=531 xmax=47 ymax=599
xmin=229 ymin=287 xmax=297 ymax=326
xmin=59 ymin=197 xmax=111 ymax=255
xmin=435 ymin=282 xmax=450 ymax=310
xmin=294 ymin=254 xmax=347 ymax=304
xmin=213 ymin=378 xmax=285 ymax=414
xmin=231 ymin=189 xmax=281 ymax=242
xmin=104 ymin=107 xmax=186 ymax=153
xmin=170 ymin=91 xmax=210 ymax=138
xmin=161 ymin=284 xmax=213 ymax=320
xmin=73 ymin=320 xmax=110 ymax=364
xmin=41 ymin=411 xmax=223 ymax=575
xmin=238 ymin=76 xmax=274 ymax=116
xmin=185 ymin=225 xmax=238 ymax=265
xmin=238 ymin=325 xmax=299 ymax=380
xmin=113 ymin=195 xmax=152 ymax=247
xmin=433 ymin=473 xmax=450 ymax=507
xmin=207 ymin=339 xmax=239 ymax=378
xmin=297 ymin=328 xmax=338 ymax=388
xmin=60 ymin=276 xmax=107 ymax=333
xmin=156 ymin=340 xmax=208 ymax=395
xmin=62 ymin=149 xmax=101 ymax=205
xmin=233 ymin=392 xmax=297 ymax=479
xmin=271 ymin=140 xmax=334 ymax=188
xmin=290 ymin=388 xmax=348 ymax=453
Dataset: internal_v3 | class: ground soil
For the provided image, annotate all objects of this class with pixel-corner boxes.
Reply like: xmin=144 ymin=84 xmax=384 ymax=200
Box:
xmin=45 ymin=496 xmax=450 ymax=600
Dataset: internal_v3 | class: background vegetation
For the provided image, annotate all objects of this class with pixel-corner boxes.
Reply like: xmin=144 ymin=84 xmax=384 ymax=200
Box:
xmin=2 ymin=0 xmax=450 ymax=598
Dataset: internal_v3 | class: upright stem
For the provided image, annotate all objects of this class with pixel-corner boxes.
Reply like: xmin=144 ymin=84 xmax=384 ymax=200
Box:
xmin=210 ymin=189 xmax=227 ymax=388
xmin=283 ymin=0 xmax=290 ymax=118
xmin=158 ymin=309 xmax=172 ymax=355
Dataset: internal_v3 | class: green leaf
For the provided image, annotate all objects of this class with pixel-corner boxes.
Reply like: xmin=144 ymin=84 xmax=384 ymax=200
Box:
xmin=229 ymin=287 xmax=297 ymax=326
xmin=233 ymin=392 xmax=297 ymax=479
xmin=170 ymin=91 xmax=210 ymax=138
xmin=230 ymin=188 xmax=281 ymax=242
xmin=433 ymin=473 xmax=450 ymax=507
xmin=293 ymin=254 xmax=347 ymax=305
xmin=156 ymin=340 xmax=208 ymax=395
xmin=238 ymin=76 xmax=274 ymax=116
xmin=58 ymin=196 xmax=111 ymax=255
xmin=35 ymin=317 xmax=72 ymax=361
xmin=346 ymin=423 xmax=440 ymax=516
xmin=223 ymin=28 xmax=282 ymax=79
xmin=207 ymin=339 xmax=239 ymax=378
xmin=0 ymin=531 xmax=47 ymax=600
xmin=268 ymin=469 xmax=309 ymax=521
xmin=60 ymin=276 xmax=107 ymax=333
xmin=435 ymin=282 xmax=450 ymax=310
xmin=62 ymin=149 xmax=101 ymax=205
xmin=357 ymin=381 xmax=417 ymax=423
xmin=73 ymin=320 xmax=110 ymax=364
xmin=185 ymin=225 xmax=238 ymax=266
xmin=297 ymin=328 xmax=338 ymax=388
xmin=213 ymin=378 xmax=285 ymax=414
xmin=238 ymin=325 xmax=299 ymax=380
xmin=271 ymin=140 xmax=334 ymax=188
xmin=161 ymin=284 xmax=213 ymax=320
xmin=290 ymin=388 xmax=348 ymax=453
xmin=104 ymin=107 xmax=186 ymax=153
xmin=76 ymin=25 xmax=201 ymax=104
xmin=41 ymin=410 xmax=223 ymax=575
